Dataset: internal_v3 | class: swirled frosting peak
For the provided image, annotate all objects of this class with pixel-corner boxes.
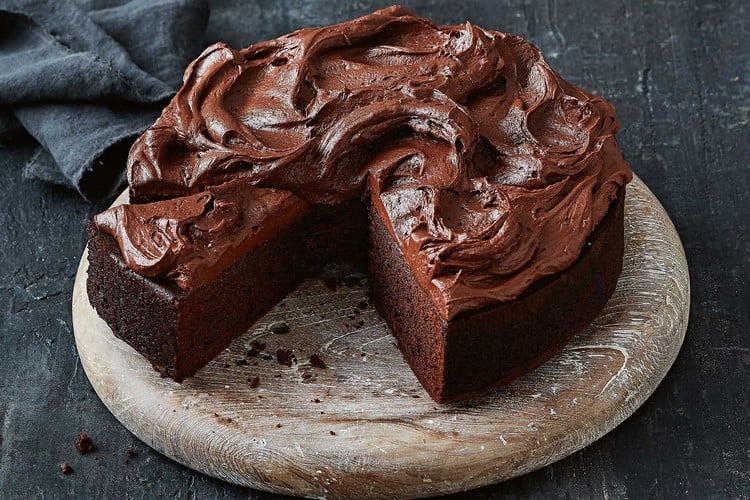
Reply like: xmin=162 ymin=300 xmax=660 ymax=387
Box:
xmin=107 ymin=6 xmax=632 ymax=319
xmin=95 ymin=180 xmax=309 ymax=290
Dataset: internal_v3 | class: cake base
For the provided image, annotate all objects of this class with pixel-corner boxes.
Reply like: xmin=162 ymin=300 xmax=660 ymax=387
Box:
xmin=72 ymin=175 xmax=689 ymax=498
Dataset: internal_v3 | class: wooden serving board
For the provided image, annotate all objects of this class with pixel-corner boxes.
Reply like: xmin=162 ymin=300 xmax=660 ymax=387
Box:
xmin=72 ymin=175 xmax=689 ymax=499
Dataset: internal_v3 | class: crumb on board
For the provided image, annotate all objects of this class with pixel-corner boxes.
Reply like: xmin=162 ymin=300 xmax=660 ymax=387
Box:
xmin=309 ymin=354 xmax=327 ymax=369
xmin=269 ymin=321 xmax=290 ymax=334
xmin=276 ymin=349 xmax=296 ymax=366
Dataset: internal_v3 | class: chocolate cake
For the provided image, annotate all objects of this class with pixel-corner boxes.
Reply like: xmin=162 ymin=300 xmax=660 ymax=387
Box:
xmin=86 ymin=6 xmax=632 ymax=402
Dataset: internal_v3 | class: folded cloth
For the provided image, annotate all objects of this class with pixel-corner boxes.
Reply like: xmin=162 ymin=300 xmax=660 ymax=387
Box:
xmin=0 ymin=0 xmax=209 ymax=200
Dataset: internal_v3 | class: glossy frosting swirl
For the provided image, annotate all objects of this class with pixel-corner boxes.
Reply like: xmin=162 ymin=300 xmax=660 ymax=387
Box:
xmin=95 ymin=180 xmax=309 ymax=290
xmin=102 ymin=5 xmax=632 ymax=319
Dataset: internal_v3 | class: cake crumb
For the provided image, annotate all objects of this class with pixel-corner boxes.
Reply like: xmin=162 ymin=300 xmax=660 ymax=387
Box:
xmin=309 ymin=354 xmax=327 ymax=369
xmin=124 ymin=447 xmax=136 ymax=465
xmin=276 ymin=423 xmax=282 ymax=428
xmin=312 ymin=398 xmax=321 ymax=403
xmin=276 ymin=349 xmax=296 ymax=367
xmin=329 ymin=430 xmax=337 ymax=436
xmin=59 ymin=462 xmax=73 ymax=475
xmin=269 ymin=321 xmax=290 ymax=334
xmin=75 ymin=432 xmax=95 ymax=455
xmin=214 ymin=413 xmax=233 ymax=424
xmin=249 ymin=376 xmax=260 ymax=388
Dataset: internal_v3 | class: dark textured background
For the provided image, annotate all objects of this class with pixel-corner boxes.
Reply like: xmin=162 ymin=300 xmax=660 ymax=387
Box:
xmin=1 ymin=0 xmax=748 ymax=498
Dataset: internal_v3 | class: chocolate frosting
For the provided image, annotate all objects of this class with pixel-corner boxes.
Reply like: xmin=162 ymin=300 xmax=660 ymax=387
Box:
xmin=95 ymin=180 xmax=309 ymax=290
xmin=101 ymin=6 xmax=632 ymax=319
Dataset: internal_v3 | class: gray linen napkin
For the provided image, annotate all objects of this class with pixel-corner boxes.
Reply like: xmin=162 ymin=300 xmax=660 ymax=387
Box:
xmin=0 ymin=0 xmax=209 ymax=199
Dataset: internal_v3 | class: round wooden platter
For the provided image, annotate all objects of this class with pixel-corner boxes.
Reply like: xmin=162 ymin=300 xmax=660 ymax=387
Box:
xmin=72 ymin=175 xmax=689 ymax=499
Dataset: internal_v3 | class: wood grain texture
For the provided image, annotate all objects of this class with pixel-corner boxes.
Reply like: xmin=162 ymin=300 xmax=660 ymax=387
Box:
xmin=71 ymin=175 xmax=689 ymax=499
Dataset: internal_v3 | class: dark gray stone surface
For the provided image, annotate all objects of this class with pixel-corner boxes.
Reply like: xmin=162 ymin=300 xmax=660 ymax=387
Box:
xmin=0 ymin=1 xmax=747 ymax=498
